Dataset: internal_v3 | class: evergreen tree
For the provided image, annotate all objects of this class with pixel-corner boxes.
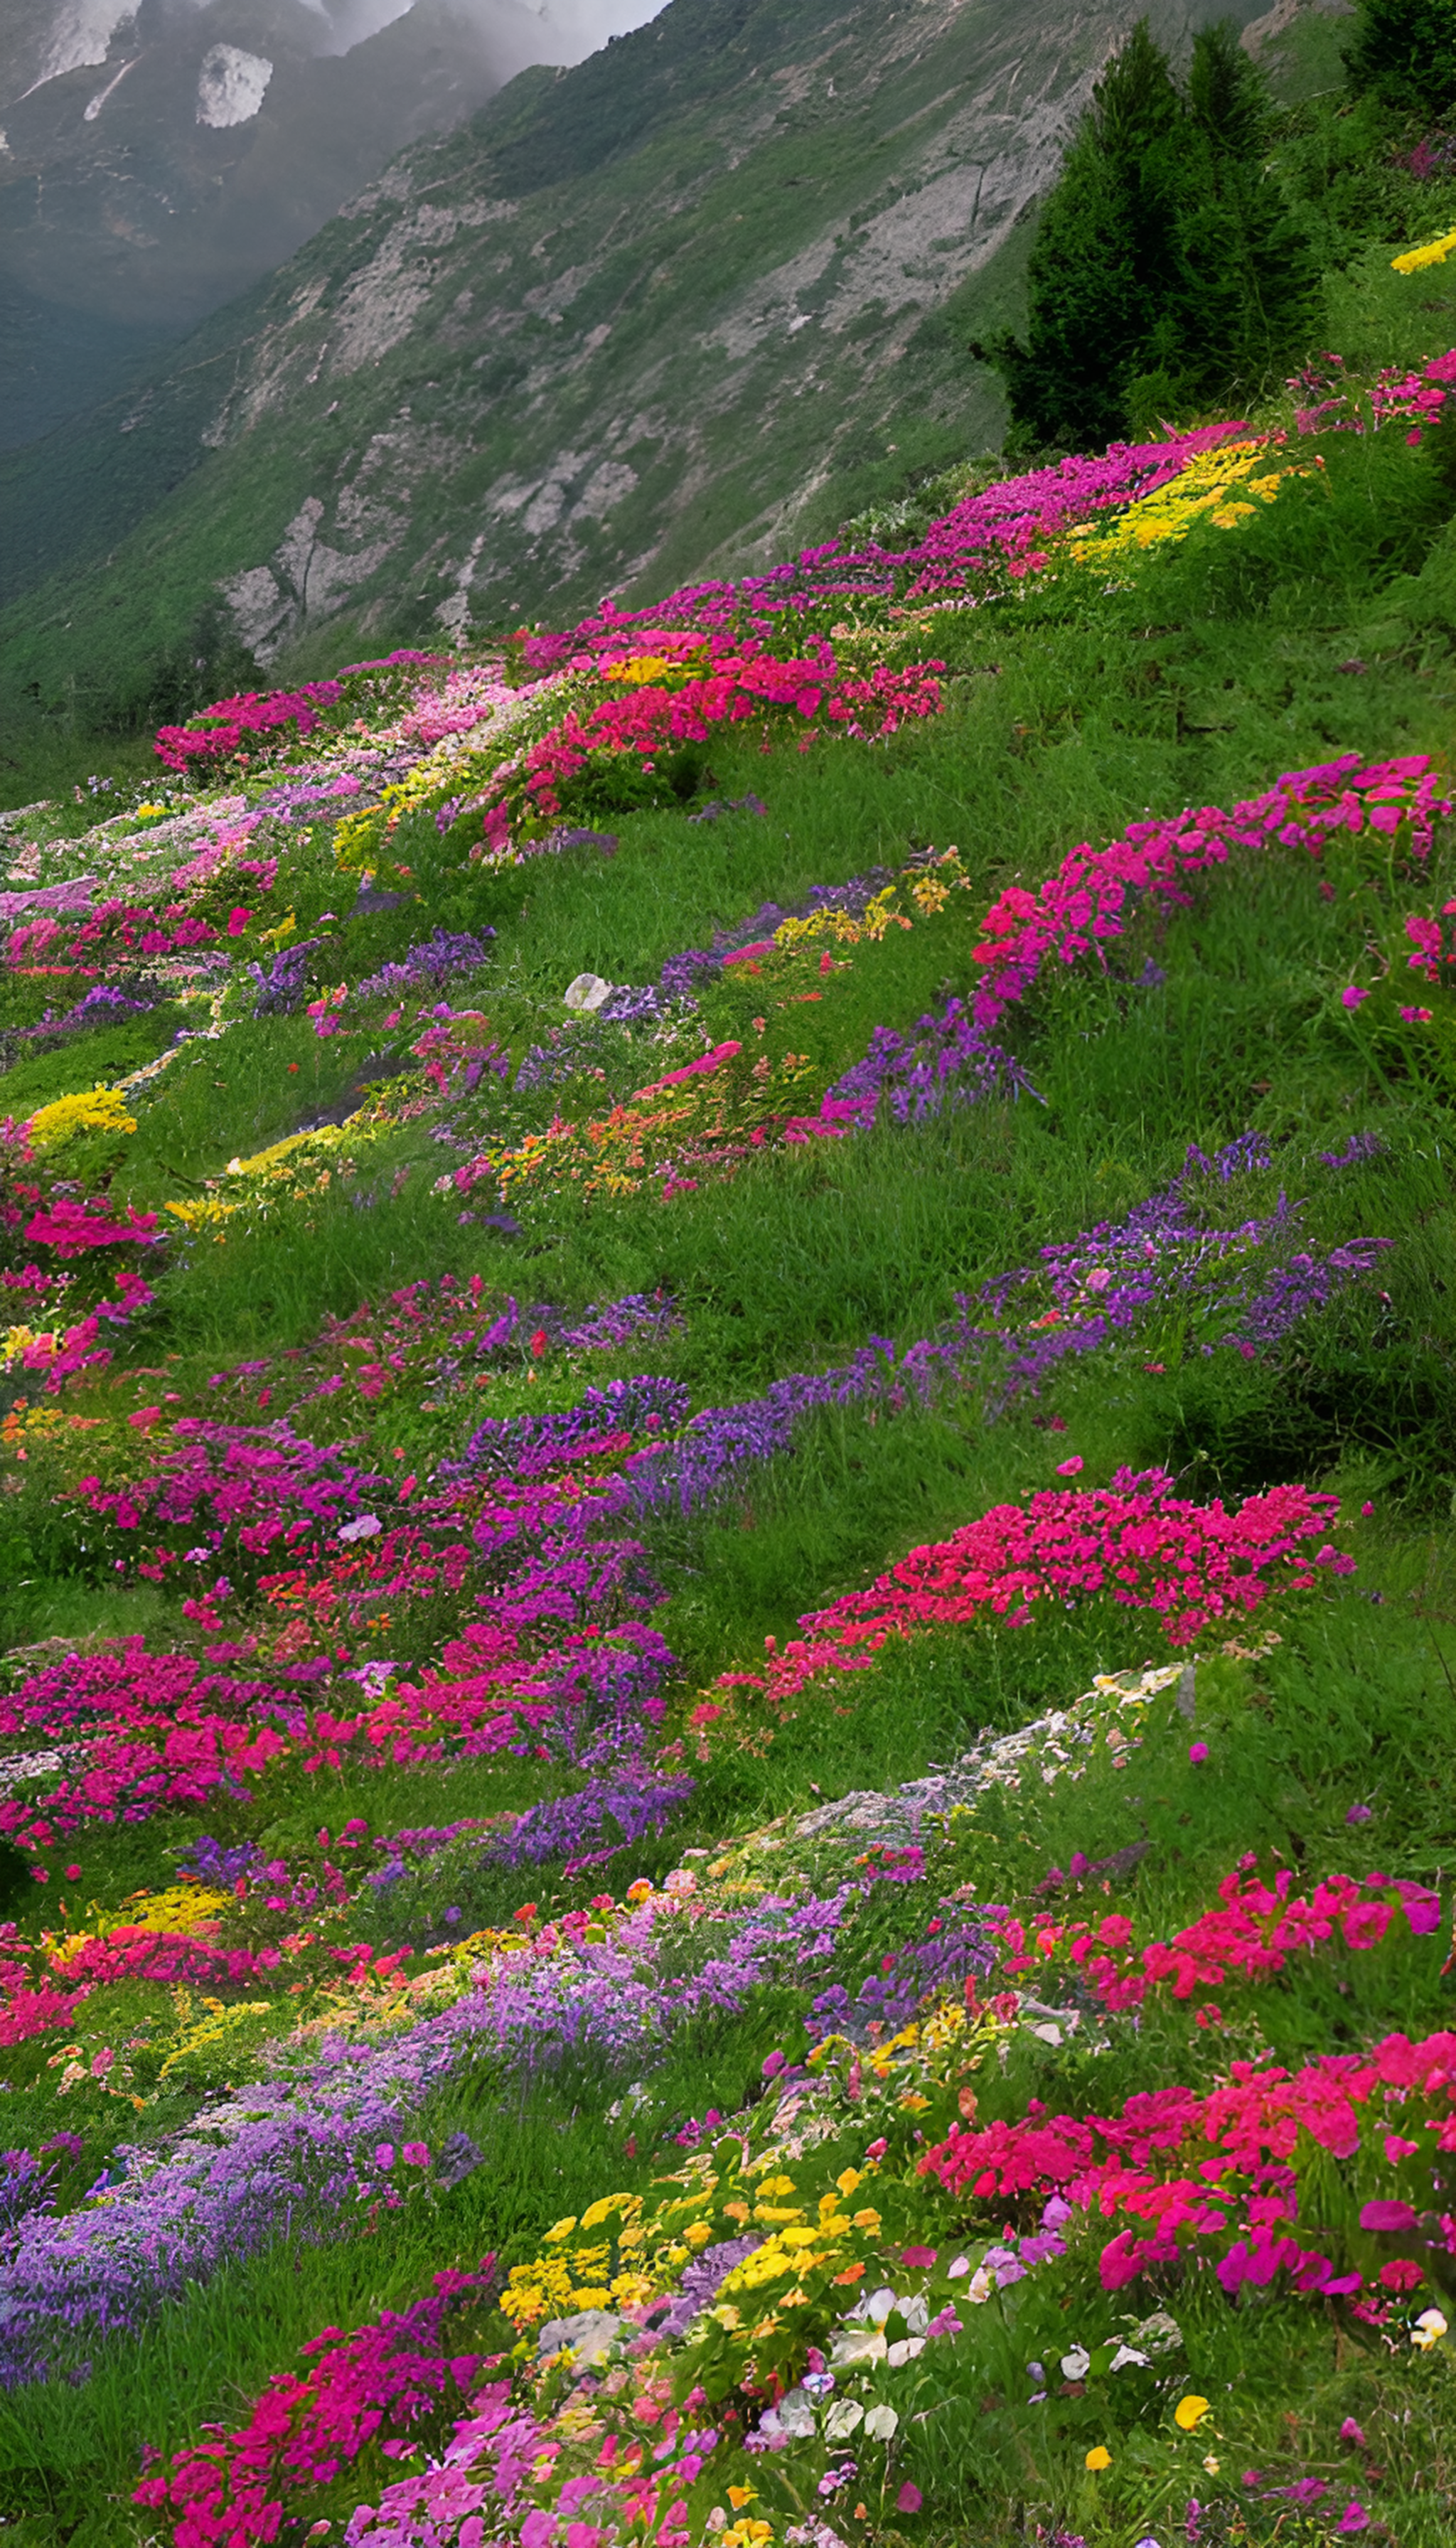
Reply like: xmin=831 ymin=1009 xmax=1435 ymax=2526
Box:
xmin=1345 ymin=0 xmax=1456 ymax=114
xmin=1180 ymin=23 xmax=1322 ymax=398
xmin=975 ymin=18 xmax=1318 ymax=452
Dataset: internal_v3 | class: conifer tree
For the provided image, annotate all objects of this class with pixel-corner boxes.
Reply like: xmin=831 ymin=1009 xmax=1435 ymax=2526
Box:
xmin=1345 ymin=0 xmax=1456 ymax=114
xmin=975 ymin=18 xmax=1318 ymax=451
xmin=1181 ymin=22 xmax=1322 ymax=397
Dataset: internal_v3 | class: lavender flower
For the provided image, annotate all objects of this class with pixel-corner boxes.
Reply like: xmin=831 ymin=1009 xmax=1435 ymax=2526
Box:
xmin=354 ymin=930 xmax=495 ymax=1002
xmin=21 ymin=985 xmax=154 ymax=1041
xmin=822 ymin=997 xmax=1041 ymax=1126
xmin=247 ymin=937 xmax=323 ymax=1017
xmin=486 ymin=1770 xmax=696 ymax=1870
xmin=0 ymin=1887 xmax=855 ymax=2380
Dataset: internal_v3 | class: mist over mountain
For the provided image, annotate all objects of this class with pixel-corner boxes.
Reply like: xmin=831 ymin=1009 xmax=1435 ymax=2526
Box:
xmin=0 ymin=0 xmax=667 ymax=449
xmin=1 ymin=0 xmax=1278 ymax=717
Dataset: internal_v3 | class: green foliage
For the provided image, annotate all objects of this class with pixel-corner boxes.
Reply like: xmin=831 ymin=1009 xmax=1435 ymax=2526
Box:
xmin=1347 ymin=0 xmax=1456 ymax=112
xmin=978 ymin=18 xmax=1322 ymax=449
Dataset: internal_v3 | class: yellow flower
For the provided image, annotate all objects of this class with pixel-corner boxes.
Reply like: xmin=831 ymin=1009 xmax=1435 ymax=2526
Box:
xmin=26 ymin=1087 xmax=136 ymax=1152
xmin=1412 ymin=2307 xmax=1448 ymax=2348
xmin=1174 ymin=2395 xmax=1211 ymax=2432
xmin=727 ymin=2486 xmax=757 ymax=2510
xmin=1393 ymin=228 xmax=1456 ymax=272
xmin=1085 ymin=2446 xmax=1112 ymax=2472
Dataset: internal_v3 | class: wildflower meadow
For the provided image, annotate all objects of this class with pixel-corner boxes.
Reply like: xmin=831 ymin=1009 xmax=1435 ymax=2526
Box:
xmin=10 ymin=282 xmax=1456 ymax=2548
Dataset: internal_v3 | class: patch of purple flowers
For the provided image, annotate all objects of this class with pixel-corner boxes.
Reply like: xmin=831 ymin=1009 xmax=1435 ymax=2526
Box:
xmin=486 ymin=1770 xmax=697 ymax=1872
xmin=820 ymin=996 xmax=1041 ymax=1128
xmin=808 ymin=1918 xmax=998 ymax=2045
xmin=354 ymin=929 xmax=495 ymax=1002
xmin=247 ymin=937 xmax=323 ymax=1017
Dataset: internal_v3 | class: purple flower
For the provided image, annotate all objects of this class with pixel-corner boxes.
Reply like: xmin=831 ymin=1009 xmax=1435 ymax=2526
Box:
xmin=354 ymin=929 xmax=495 ymax=1002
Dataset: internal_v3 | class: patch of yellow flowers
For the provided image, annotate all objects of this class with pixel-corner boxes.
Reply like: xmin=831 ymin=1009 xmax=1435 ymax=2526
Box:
xmin=1393 ymin=229 xmax=1456 ymax=273
xmin=25 ymin=1086 xmax=136 ymax=1152
xmin=1070 ymin=440 xmax=1305 ymax=567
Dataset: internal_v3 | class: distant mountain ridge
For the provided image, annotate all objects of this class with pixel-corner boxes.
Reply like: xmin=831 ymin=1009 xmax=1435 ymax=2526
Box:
xmin=0 ymin=0 xmax=1271 ymax=716
xmin=0 ymin=0 xmax=660 ymax=451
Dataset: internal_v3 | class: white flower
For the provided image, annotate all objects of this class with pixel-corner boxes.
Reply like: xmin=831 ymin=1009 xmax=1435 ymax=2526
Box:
xmin=824 ymin=2400 xmax=864 ymax=2441
xmin=1413 ymin=2308 xmax=1448 ymax=2349
xmin=886 ymin=2338 xmax=925 ymax=2367
xmin=864 ymin=2286 xmax=898 ymax=2325
xmin=863 ymin=2405 xmax=899 ymax=2441
xmin=898 ymin=2295 xmax=929 ymax=2334
xmin=1060 ymin=2348 xmax=1091 ymax=2381
xmin=1108 ymin=2343 xmax=1150 ymax=2373
xmin=965 ymin=2266 xmax=995 ymax=2306
xmin=830 ymin=2326 xmax=887 ymax=2368
xmin=946 ymin=2256 xmax=970 ymax=2279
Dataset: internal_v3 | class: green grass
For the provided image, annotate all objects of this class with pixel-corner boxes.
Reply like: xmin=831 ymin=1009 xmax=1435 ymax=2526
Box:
xmin=9 ymin=258 xmax=1456 ymax=2548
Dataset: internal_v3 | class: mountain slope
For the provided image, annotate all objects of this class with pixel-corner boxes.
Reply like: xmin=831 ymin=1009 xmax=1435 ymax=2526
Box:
xmin=0 ymin=0 xmax=1270 ymax=714
xmin=0 ymin=0 xmax=663 ymax=451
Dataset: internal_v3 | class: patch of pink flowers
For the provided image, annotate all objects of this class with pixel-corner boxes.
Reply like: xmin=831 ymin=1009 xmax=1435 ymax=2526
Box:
xmin=716 ymin=1470 xmax=1343 ymax=1708
xmin=968 ymin=754 xmax=1452 ymax=1034
xmin=134 ymin=2263 xmax=498 ymax=2546
xmin=921 ymin=2021 xmax=1456 ymax=2309
xmin=990 ymin=1862 xmax=1442 ymax=2014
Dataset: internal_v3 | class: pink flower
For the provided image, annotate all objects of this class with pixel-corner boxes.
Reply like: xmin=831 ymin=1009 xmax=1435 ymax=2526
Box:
xmin=1401 ymin=1005 xmax=1434 ymax=1021
xmin=1189 ymin=1742 xmax=1209 ymax=1765
xmin=1055 ymin=1456 xmax=1083 ymax=1476
xmin=896 ymin=2484 xmax=923 ymax=2514
xmin=1339 ymin=2420 xmax=1367 ymax=2446
xmin=226 ymin=908 xmax=252 ymax=936
xmin=374 ymin=2143 xmax=395 ymax=2170
xmin=1341 ymin=985 xmax=1369 ymax=1010
xmin=401 ymin=2143 xmax=430 ymax=2166
xmin=1347 ymin=1802 xmax=1373 ymax=1824
xmin=1337 ymin=2502 xmax=1370 ymax=2534
xmin=1360 ymin=2199 xmax=1419 ymax=2232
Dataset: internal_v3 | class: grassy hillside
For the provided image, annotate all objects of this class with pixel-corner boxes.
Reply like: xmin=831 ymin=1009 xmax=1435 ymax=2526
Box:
xmin=4 ymin=251 xmax=1456 ymax=2544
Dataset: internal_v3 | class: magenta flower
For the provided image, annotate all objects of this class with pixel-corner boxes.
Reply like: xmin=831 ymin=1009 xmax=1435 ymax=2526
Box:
xmin=1341 ymin=985 xmax=1369 ymax=1009
xmin=1055 ymin=1455 xmax=1083 ymax=1476
xmin=1189 ymin=1742 xmax=1209 ymax=1765
xmin=1337 ymin=2502 xmax=1370 ymax=2534
xmin=375 ymin=2144 xmax=396 ymax=2170
xmin=1346 ymin=1803 xmax=1373 ymax=1825
xmin=896 ymin=2483 xmax=924 ymax=2514
xmin=1359 ymin=2199 xmax=1419 ymax=2233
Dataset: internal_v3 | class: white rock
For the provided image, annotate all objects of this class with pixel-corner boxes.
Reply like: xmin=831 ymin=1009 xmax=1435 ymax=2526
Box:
xmin=563 ymin=972 xmax=612 ymax=1012
xmin=197 ymin=45 xmax=273 ymax=129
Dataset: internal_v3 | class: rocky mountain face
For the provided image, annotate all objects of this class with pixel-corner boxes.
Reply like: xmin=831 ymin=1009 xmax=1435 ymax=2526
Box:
xmin=1 ymin=0 xmax=1270 ymax=710
xmin=0 ymin=0 xmax=661 ymax=449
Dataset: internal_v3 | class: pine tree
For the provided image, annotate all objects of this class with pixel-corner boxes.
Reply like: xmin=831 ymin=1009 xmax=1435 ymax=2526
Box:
xmin=1180 ymin=23 xmax=1322 ymax=399
xmin=975 ymin=18 xmax=1317 ymax=452
xmin=1345 ymin=0 xmax=1456 ymax=114
xmin=976 ymin=22 xmax=1191 ymax=450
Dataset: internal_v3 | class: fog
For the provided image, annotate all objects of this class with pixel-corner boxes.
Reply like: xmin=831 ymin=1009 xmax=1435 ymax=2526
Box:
xmin=0 ymin=0 xmax=670 ymax=446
